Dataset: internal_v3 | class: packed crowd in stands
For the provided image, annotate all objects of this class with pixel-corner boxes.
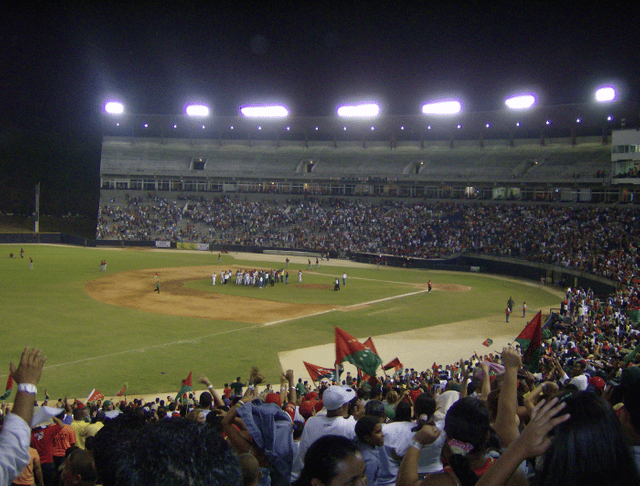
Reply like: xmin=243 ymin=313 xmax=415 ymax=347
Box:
xmin=96 ymin=195 xmax=640 ymax=284
xmin=2 ymin=277 xmax=640 ymax=485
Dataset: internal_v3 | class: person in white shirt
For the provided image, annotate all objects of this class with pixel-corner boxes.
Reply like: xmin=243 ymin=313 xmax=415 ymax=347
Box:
xmin=291 ymin=385 xmax=358 ymax=482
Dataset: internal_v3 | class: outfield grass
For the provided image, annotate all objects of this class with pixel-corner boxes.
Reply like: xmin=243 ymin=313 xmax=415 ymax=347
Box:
xmin=0 ymin=245 xmax=559 ymax=400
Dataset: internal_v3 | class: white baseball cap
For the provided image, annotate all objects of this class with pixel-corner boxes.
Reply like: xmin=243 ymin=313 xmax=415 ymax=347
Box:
xmin=322 ymin=385 xmax=356 ymax=411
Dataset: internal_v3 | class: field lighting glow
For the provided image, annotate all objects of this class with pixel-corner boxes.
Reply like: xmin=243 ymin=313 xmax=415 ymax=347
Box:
xmin=104 ymin=101 xmax=124 ymax=114
xmin=505 ymin=94 xmax=536 ymax=110
xmin=240 ymin=105 xmax=289 ymax=118
xmin=595 ymin=86 xmax=616 ymax=102
xmin=185 ymin=105 xmax=210 ymax=117
xmin=421 ymin=100 xmax=462 ymax=115
xmin=337 ymin=103 xmax=380 ymax=118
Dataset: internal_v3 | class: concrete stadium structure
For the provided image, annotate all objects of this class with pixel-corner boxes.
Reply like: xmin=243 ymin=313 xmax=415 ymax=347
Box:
xmin=99 ymin=103 xmax=640 ymax=204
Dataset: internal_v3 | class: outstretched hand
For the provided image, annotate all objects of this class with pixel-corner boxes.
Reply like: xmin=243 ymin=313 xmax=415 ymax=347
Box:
xmin=10 ymin=347 xmax=45 ymax=385
xmin=513 ymin=397 xmax=570 ymax=458
xmin=501 ymin=346 xmax=522 ymax=370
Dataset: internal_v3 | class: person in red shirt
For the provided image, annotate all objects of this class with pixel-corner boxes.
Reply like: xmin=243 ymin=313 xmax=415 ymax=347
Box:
xmin=30 ymin=416 xmax=63 ymax=486
xmin=52 ymin=423 xmax=76 ymax=484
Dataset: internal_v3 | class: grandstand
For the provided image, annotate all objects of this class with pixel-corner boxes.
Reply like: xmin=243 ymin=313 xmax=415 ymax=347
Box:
xmin=99 ymin=103 xmax=640 ymax=205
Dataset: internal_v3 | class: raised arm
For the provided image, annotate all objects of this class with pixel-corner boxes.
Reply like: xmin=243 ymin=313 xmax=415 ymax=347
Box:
xmin=198 ymin=375 xmax=225 ymax=408
xmin=10 ymin=348 xmax=46 ymax=426
xmin=221 ymin=387 xmax=255 ymax=454
xmin=0 ymin=348 xmax=46 ymax=486
xmin=459 ymin=359 xmax=470 ymax=398
xmin=493 ymin=347 xmax=522 ymax=447
xmin=396 ymin=424 xmax=441 ymax=486
xmin=476 ymin=398 xmax=570 ymax=486
xmin=280 ymin=370 xmax=295 ymax=406
xmin=478 ymin=361 xmax=491 ymax=402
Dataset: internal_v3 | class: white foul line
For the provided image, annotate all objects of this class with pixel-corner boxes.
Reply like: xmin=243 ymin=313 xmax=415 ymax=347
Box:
xmin=34 ymin=287 xmax=430 ymax=372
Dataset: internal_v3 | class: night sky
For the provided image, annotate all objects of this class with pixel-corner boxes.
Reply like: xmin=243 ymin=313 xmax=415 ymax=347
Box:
xmin=1 ymin=2 xmax=638 ymax=217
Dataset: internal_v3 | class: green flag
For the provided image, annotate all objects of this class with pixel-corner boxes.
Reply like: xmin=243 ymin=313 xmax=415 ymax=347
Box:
xmin=335 ymin=327 xmax=382 ymax=377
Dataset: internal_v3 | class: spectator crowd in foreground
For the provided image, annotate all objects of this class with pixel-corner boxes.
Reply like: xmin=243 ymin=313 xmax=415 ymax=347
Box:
xmin=97 ymin=195 xmax=640 ymax=285
xmin=2 ymin=275 xmax=640 ymax=486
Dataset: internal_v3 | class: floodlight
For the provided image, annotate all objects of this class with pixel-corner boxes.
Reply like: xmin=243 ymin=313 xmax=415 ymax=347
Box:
xmin=240 ymin=105 xmax=289 ymax=118
xmin=337 ymin=103 xmax=380 ymax=118
xmin=186 ymin=104 xmax=210 ymax=117
xmin=421 ymin=100 xmax=461 ymax=115
xmin=104 ymin=101 xmax=124 ymax=114
xmin=595 ymin=86 xmax=616 ymax=102
xmin=505 ymin=94 xmax=536 ymax=110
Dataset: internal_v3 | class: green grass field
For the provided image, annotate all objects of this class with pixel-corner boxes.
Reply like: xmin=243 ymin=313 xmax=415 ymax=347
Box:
xmin=0 ymin=245 xmax=559 ymax=400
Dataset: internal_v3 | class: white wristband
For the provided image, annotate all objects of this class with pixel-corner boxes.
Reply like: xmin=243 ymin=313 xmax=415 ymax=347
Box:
xmin=17 ymin=384 xmax=37 ymax=394
xmin=409 ymin=440 xmax=423 ymax=450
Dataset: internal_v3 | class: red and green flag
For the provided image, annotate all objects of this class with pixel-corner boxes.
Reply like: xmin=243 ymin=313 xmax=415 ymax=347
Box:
xmin=383 ymin=358 xmax=403 ymax=372
xmin=303 ymin=361 xmax=336 ymax=382
xmin=515 ymin=311 xmax=543 ymax=373
xmin=0 ymin=376 xmax=13 ymax=400
xmin=482 ymin=338 xmax=493 ymax=347
xmin=335 ymin=327 xmax=382 ymax=377
xmin=175 ymin=372 xmax=193 ymax=403
xmin=363 ymin=337 xmax=379 ymax=357
xmin=116 ymin=384 xmax=127 ymax=397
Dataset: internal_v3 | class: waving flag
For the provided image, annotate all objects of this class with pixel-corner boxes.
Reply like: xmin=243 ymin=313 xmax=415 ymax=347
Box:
xmin=175 ymin=372 xmax=193 ymax=403
xmin=0 ymin=376 xmax=13 ymax=401
xmin=116 ymin=385 xmax=127 ymax=397
xmin=383 ymin=358 xmax=403 ymax=372
xmin=303 ymin=361 xmax=336 ymax=382
xmin=86 ymin=389 xmax=104 ymax=403
xmin=482 ymin=338 xmax=493 ymax=347
xmin=335 ymin=327 xmax=382 ymax=377
xmin=363 ymin=337 xmax=380 ymax=357
xmin=515 ymin=311 xmax=543 ymax=373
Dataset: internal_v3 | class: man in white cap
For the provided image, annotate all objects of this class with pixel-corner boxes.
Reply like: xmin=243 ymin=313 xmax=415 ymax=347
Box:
xmin=290 ymin=385 xmax=359 ymax=482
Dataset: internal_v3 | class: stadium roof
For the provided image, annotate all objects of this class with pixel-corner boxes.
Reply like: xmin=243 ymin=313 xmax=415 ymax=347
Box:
xmin=101 ymin=100 xmax=639 ymax=141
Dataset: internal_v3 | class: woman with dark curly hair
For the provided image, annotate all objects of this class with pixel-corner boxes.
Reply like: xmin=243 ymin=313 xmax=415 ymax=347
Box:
xmin=472 ymin=391 xmax=640 ymax=486
xmin=397 ymin=397 xmax=528 ymax=486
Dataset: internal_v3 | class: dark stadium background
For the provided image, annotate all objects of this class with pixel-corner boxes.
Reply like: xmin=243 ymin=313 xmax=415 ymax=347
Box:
xmin=1 ymin=2 xmax=639 ymax=238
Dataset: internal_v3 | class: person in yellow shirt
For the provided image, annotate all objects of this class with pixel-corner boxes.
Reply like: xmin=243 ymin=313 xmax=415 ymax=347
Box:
xmin=69 ymin=408 xmax=90 ymax=450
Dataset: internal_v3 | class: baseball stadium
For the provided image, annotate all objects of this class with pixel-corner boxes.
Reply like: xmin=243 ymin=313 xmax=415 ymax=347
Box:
xmin=1 ymin=96 xmax=639 ymax=401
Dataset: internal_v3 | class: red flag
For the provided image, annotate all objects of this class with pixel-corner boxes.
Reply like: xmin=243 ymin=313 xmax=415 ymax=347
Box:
xmin=335 ymin=327 xmax=382 ymax=376
xmin=176 ymin=372 xmax=193 ymax=402
xmin=86 ymin=389 xmax=104 ymax=403
xmin=515 ymin=311 xmax=543 ymax=372
xmin=303 ymin=361 xmax=336 ymax=382
xmin=336 ymin=327 xmax=365 ymax=363
xmin=383 ymin=358 xmax=403 ymax=372
xmin=482 ymin=339 xmax=494 ymax=347
xmin=0 ymin=376 xmax=13 ymax=400
xmin=182 ymin=372 xmax=193 ymax=388
xmin=432 ymin=362 xmax=439 ymax=370
xmin=116 ymin=385 xmax=127 ymax=397
xmin=363 ymin=337 xmax=379 ymax=357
